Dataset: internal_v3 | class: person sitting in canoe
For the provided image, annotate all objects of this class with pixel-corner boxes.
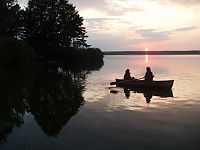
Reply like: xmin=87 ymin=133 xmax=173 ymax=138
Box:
xmin=143 ymin=67 xmax=154 ymax=81
xmin=124 ymin=69 xmax=135 ymax=80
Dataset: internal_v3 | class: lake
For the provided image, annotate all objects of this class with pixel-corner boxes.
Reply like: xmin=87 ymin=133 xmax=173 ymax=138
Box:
xmin=0 ymin=55 xmax=200 ymax=150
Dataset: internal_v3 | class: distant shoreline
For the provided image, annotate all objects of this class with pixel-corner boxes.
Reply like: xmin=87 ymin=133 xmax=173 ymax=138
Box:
xmin=103 ymin=50 xmax=200 ymax=55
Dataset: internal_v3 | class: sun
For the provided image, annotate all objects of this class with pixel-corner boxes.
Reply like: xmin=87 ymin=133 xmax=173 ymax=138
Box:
xmin=145 ymin=48 xmax=149 ymax=51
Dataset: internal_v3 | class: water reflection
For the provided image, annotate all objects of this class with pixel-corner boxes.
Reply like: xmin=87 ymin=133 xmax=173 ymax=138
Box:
xmin=0 ymin=62 xmax=103 ymax=144
xmin=26 ymin=65 xmax=87 ymax=137
xmin=0 ymin=67 xmax=33 ymax=144
xmin=110 ymin=87 xmax=173 ymax=104
xmin=145 ymin=54 xmax=148 ymax=64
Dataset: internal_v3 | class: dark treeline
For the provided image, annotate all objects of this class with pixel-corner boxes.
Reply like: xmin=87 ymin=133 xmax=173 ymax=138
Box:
xmin=45 ymin=47 xmax=104 ymax=69
xmin=0 ymin=0 xmax=103 ymax=66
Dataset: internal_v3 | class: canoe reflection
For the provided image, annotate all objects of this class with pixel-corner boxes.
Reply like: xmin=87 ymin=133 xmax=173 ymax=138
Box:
xmin=110 ymin=87 xmax=173 ymax=103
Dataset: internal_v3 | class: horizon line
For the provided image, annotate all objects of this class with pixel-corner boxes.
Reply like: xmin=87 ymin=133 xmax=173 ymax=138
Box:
xmin=102 ymin=50 xmax=200 ymax=52
xmin=103 ymin=50 xmax=200 ymax=55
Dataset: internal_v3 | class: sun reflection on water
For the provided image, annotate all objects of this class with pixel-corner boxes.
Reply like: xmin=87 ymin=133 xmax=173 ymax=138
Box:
xmin=145 ymin=48 xmax=149 ymax=65
xmin=145 ymin=54 xmax=148 ymax=64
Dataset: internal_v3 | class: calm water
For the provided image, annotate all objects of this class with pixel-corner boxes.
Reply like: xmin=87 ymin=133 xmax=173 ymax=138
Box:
xmin=0 ymin=55 xmax=200 ymax=150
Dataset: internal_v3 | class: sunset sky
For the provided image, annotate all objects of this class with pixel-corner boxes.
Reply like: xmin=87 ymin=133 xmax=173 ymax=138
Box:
xmin=18 ymin=0 xmax=200 ymax=51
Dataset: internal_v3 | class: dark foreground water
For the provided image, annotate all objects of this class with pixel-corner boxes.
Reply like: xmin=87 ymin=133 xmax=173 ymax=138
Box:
xmin=0 ymin=55 xmax=200 ymax=150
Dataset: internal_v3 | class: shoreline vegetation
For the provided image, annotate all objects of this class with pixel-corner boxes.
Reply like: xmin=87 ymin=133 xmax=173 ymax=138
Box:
xmin=0 ymin=37 xmax=104 ymax=69
xmin=103 ymin=50 xmax=200 ymax=55
xmin=0 ymin=0 xmax=104 ymax=69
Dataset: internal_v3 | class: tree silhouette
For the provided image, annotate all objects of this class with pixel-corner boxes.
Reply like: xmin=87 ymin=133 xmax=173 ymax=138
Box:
xmin=0 ymin=0 xmax=20 ymax=37
xmin=22 ymin=0 xmax=88 ymax=54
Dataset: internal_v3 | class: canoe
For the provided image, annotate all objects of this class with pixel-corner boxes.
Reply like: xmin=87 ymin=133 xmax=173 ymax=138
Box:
xmin=110 ymin=79 xmax=174 ymax=89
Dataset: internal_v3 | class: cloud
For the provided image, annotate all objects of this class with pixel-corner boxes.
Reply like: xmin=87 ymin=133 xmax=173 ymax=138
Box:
xmin=106 ymin=7 xmax=144 ymax=17
xmin=69 ymin=0 xmax=109 ymax=12
xmin=167 ymin=0 xmax=200 ymax=5
xmin=86 ymin=33 xmax=127 ymax=50
xmin=149 ymin=0 xmax=200 ymax=7
xmin=136 ymin=29 xmax=170 ymax=41
xmin=85 ymin=18 xmax=121 ymax=32
xmin=70 ymin=0 xmax=144 ymax=17
xmin=86 ymin=27 xmax=173 ymax=50
xmin=69 ymin=0 xmax=107 ymax=8
xmin=174 ymin=27 xmax=199 ymax=32
xmin=85 ymin=17 xmax=138 ymax=35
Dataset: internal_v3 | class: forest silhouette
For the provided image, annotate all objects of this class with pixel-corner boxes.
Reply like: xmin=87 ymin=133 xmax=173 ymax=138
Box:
xmin=0 ymin=0 xmax=103 ymax=65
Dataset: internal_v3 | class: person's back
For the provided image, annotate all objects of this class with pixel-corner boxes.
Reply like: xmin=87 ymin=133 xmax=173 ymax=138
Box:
xmin=124 ymin=69 xmax=133 ymax=80
xmin=144 ymin=67 xmax=154 ymax=81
